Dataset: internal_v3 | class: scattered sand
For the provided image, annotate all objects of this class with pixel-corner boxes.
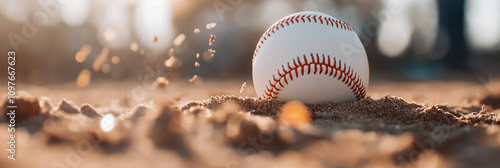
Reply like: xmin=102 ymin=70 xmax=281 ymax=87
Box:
xmin=1 ymin=93 xmax=41 ymax=122
xmin=80 ymin=104 xmax=101 ymax=117
xmin=206 ymin=23 xmax=216 ymax=29
xmin=209 ymin=34 xmax=216 ymax=46
xmin=153 ymin=77 xmax=169 ymax=89
xmin=180 ymin=95 xmax=499 ymax=126
xmin=1 ymin=81 xmax=500 ymax=168
xmin=165 ymin=56 xmax=177 ymax=68
xmin=240 ymin=82 xmax=247 ymax=93
xmin=189 ymin=75 xmax=198 ymax=83
xmin=207 ymin=49 xmax=216 ymax=59
xmin=55 ymin=99 xmax=80 ymax=114
xmin=208 ymin=49 xmax=216 ymax=54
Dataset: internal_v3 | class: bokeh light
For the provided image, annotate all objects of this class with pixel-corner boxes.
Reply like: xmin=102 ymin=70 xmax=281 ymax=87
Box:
xmin=60 ymin=0 xmax=90 ymax=27
xmin=76 ymin=69 xmax=91 ymax=88
xmin=3 ymin=0 xmax=30 ymax=23
xmin=100 ymin=114 xmax=115 ymax=132
xmin=0 ymin=0 xmax=498 ymax=83
xmin=94 ymin=1 xmax=131 ymax=50
xmin=377 ymin=0 xmax=413 ymax=58
xmin=134 ymin=0 xmax=174 ymax=55
xmin=465 ymin=0 xmax=500 ymax=51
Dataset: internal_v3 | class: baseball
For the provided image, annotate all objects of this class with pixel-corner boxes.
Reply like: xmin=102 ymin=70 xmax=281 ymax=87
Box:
xmin=252 ymin=11 xmax=369 ymax=104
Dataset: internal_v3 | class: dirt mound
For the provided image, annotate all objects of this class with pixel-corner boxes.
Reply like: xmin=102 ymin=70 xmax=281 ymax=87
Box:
xmin=1 ymin=94 xmax=500 ymax=168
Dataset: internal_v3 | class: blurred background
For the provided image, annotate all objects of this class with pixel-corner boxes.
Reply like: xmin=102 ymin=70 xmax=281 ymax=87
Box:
xmin=1 ymin=0 xmax=499 ymax=86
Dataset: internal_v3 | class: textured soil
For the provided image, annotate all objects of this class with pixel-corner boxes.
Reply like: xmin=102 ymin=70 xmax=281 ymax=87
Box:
xmin=1 ymin=79 xmax=500 ymax=168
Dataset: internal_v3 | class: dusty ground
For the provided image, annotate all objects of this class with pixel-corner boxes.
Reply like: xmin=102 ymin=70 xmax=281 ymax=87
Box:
xmin=1 ymin=79 xmax=500 ymax=168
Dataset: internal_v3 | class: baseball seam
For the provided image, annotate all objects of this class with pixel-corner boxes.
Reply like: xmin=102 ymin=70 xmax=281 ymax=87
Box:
xmin=263 ymin=53 xmax=366 ymax=100
xmin=253 ymin=13 xmax=355 ymax=64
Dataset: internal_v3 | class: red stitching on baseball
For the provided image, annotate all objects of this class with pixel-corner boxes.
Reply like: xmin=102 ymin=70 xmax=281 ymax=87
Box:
xmin=252 ymin=13 xmax=355 ymax=64
xmin=263 ymin=53 xmax=366 ymax=101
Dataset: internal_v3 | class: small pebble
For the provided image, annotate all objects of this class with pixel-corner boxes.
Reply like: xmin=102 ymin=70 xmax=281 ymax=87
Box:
xmin=206 ymin=23 xmax=216 ymax=29
xmin=189 ymin=75 xmax=198 ymax=83
xmin=209 ymin=35 xmax=216 ymax=46
xmin=240 ymin=82 xmax=247 ymax=93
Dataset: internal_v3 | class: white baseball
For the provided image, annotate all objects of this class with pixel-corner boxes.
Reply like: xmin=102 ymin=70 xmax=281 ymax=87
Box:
xmin=252 ymin=11 xmax=369 ymax=104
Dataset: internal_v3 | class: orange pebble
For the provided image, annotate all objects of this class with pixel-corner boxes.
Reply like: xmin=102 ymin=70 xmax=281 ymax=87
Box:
xmin=279 ymin=100 xmax=311 ymax=126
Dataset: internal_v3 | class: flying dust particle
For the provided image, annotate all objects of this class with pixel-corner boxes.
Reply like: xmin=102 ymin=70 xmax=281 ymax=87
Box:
xmin=279 ymin=101 xmax=311 ymax=126
xmin=165 ymin=56 xmax=176 ymax=67
xmin=102 ymin=63 xmax=111 ymax=73
xmin=240 ymin=82 xmax=247 ymax=93
xmin=165 ymin=48 xmax=177 ymax=67
xmin=154 ymin=35 xmax=158 ymax=43
xmin=208 ymin=49 xmax=216 ymax=54
xmin=209 ymin=34 xmax=216 ymax=46
xmin=111 ymin=56 xmax=120 ymax=64
xmin=189 ymin=75 xmax=198 ymax=83
xmin=194 ymin=28 xmax=200 ymax=33
xmin=76 ymin=69 xmax=91 ymax=88
xmin=194 ymin=62 xmax=200 ymax=67
xmin=130 ymin=42 xmax=139 ymax=52
xmin=208 ymin=49 xmax=216 ymax=58
xmin=93 ymin=48 xmax=109 ymax=72
xmin=153 ymin=77 xmax=169 ymax=89
xmin=196 ymin=53 xmax=200 ymax=58
xmin=173 ymin=34 xmax=186 ymax=46
xmin=206 ymin=23 xmax=216 ymax=29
